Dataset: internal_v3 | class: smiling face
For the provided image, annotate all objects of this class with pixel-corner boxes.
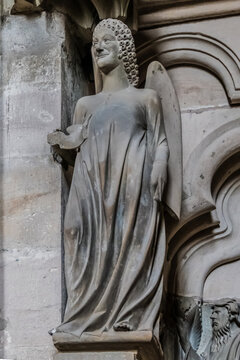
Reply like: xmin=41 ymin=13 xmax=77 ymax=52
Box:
xmin=92 ymin=28 xmax=121 ymax=74
xmin=211 ymin=306 xmax=229 ymax=331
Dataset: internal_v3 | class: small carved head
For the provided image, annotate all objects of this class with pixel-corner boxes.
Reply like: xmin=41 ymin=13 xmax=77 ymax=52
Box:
xmin=211 ymin=299 xmax=239 ymax=331
xmin=211 ymin=306 xmax=230 ymax=331
xmin=210 ymin=299 xmax=239 ymax=353
xmin=92 ymin=18 xmax=139 ymax=87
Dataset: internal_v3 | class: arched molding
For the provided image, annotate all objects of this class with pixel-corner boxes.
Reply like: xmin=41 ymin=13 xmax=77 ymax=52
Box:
xmin=170 ymin=173 xmax=240 ymax=297
xmin=138 ymin=33 xmax=240 ymax=104
xmin=168 ymin=118 xmax=240 ymax=247
xmin=165 ymin=118 xmax=240 ymax=297
xmin=138 ymin=0 xmax=240 ymax=28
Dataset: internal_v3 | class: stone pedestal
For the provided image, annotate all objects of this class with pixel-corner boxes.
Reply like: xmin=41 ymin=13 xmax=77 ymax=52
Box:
xmin=54 ymin=352 xmax=137 ymax=360
xmin=53 ymin=331 xmax=162 ymax=360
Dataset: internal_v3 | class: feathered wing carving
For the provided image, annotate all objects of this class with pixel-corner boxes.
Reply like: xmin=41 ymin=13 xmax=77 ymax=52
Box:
xmin=188 ymin=303 xmax=202 ymax=352
xmin=174 ymin=297 xmax=202 ymax=357
xmin=145 ymin=61 xmax=182 ymax=220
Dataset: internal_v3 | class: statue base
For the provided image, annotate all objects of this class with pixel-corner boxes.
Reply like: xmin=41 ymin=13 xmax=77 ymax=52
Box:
xmin=54 ymin=351 xmax=137 ymax=360
xmin=53 ymin=331 xmax=163 ymax=360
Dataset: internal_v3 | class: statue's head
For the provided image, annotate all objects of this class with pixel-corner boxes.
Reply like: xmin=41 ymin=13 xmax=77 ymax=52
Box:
xmin=92 ymin=18 xmax=139 ymax=87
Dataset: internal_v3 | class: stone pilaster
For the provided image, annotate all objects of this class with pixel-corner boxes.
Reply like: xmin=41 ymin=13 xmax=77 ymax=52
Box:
xmin=0 ymin=12 xmax=87 ymax=360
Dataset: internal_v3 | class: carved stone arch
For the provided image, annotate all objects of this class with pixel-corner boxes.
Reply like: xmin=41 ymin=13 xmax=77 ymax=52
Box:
xmin=137 ymin=33 xmax=240 ymax=104
xmin=174 ymin=118 xmax=240 ymax=231
xmin=171 ymin=170 xmax=240 ymax=298
xmin=165 ymin=118 xmax=240 ymax=297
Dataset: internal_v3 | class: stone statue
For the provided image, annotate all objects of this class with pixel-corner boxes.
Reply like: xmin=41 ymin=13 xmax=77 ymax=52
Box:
xmin=177 ymin=299 xmax=240 ymax=359
xmin=48 ymin=18 xmax=182 ymax=355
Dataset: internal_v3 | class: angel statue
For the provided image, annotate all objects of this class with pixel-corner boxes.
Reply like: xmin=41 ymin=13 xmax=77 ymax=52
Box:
xmin=48 ymin=18 xmax=182 ymax=357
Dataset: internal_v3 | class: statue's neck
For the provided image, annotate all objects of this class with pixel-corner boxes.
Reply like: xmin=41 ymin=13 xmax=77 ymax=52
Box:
xmin=101 ymin=65 xmax=129 ymax=93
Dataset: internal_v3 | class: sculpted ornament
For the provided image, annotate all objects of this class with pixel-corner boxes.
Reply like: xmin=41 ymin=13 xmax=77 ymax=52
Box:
xmin=48 ymin=18 xmax=182 ymax=357
xmin=176 ymin=298 xmax=240 ymax=360
xmin=11 ymin=0 xmax=43 ymax=14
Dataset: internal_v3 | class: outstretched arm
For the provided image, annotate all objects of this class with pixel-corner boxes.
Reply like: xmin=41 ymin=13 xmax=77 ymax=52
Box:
xmin=47 ymin=124 xmax=86 ymax=150
xmin=47 ymin=98 xmax=90 ymax=166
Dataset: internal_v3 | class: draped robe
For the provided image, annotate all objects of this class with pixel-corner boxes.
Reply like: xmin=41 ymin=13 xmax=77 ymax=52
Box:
xmin=56 ymin=87 xmax=169 ymax=337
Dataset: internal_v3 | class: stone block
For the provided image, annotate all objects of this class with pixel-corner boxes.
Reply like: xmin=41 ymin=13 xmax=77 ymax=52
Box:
xmin=1 ymin=14 xmax=65 ymax=56
xmin=53 ymin=331 xmax=163 ymax=360
xmin=1 ymin=0 xmax=14 ymax=15
xmin=0 ymin=13 xmax=67 ymax=360
xmin=54 ymin=352 xmax=137 ymax=360
xmin=1 ymin=157 xmax=61 ymax=249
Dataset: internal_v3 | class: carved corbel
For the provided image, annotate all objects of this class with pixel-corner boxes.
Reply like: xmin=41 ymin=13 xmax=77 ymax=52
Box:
xmin=10 ymin=0 xmax=137 ymax=38
xmin=11 ymin=0 xmax=43 ymax=15
xmin=91 ymin=0 xmax=130 ymax=20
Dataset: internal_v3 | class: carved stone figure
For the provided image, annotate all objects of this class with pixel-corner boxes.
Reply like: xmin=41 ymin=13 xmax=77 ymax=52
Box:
xmin=177 ymin=299 xmax=240 ymax=359
xmin=48 ymin=18 xmax=181 ymax=356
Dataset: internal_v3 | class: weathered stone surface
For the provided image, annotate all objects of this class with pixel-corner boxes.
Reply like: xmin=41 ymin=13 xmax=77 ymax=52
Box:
xmin=11 ymin=0 xmax=43 ymax=15
xmin=0 ymin=12 xmax=87 ymax=360
xmin=137 ymin=16 xmax=240 ymax=104
xmin=138 ymin=0 xmax=240 ymax=28
xmin=167 ymin=66 xmax=240 ymax=167
xmin=54 ymin=352 xmax=137 ymax=360
xmin=0 ymin=13 xmax=64 ymax=360
xmin=1 ymin=158 xmax=61 ymax=248
xmin=204 ymin=261 xmax=240 ymax=300
xmin=168 ymin=66 xmax=229 ymax=112
xmin=138 ymin=13 xmax=240 ymax=359
xmin=1 ymin=0 xmax=14 ymax=15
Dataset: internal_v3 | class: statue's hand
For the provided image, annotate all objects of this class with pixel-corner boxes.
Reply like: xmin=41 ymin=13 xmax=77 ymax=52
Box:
xmin=150 ymin=162 xmax=167 ymax=202
xmin=47 ymin=130 xmax=64 ymax=146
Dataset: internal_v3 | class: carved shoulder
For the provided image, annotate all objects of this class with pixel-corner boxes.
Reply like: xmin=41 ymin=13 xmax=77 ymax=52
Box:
xmin=73 ymin=96 xmax=92 ymax=125
xmin=74 ymin=96 xmax=89 ymax=114
xmin=145 ymin=88 xmax=160 ymax=107
xmin=136 ymin=88 xmax=160 ymax=109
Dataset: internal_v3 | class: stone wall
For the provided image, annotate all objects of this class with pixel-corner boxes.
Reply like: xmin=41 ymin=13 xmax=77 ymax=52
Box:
xmin=136 ymin=12 xmax=240 ymax=359
xmin=0 ymin=12 xmax=87 ymax=359
xmin=136 ymin=12 xmax=240 ymax=301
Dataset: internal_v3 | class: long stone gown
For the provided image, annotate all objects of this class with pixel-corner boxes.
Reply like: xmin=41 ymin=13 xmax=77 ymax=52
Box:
xmin=57 ymin=87 xmax=169 ymax=337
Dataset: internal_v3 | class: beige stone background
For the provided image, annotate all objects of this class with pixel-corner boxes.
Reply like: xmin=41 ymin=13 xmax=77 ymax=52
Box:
xmin=1 ymin=12 xmax=64 ymax=360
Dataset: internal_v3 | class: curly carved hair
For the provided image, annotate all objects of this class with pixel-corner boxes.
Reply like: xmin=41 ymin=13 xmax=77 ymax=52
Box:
xmin=93 ymin=18 xmax=139 ymax=87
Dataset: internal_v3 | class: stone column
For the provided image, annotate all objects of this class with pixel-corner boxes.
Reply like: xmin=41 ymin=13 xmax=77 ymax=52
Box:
xmin=0 ymin=12 xmax=86 ymax=360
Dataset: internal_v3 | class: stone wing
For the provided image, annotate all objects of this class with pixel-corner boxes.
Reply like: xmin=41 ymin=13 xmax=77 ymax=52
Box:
xmin=145 ymin=61 xmax=182 ymax=220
